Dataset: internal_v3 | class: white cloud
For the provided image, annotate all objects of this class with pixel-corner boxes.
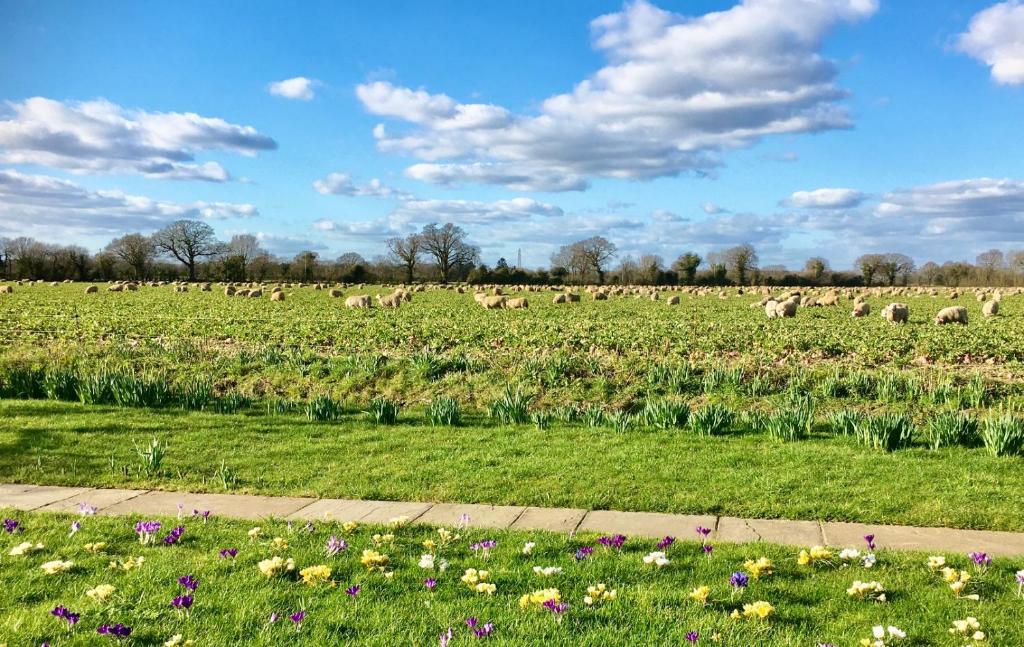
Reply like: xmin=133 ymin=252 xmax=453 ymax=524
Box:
xmin=651 ymin=208 xmax=684 ymax=222
xmin=357 ymin=0 xmax=877 ymax=191
xmin=389 ymin=197 xmax=563 ymax=225
xmin=0 ymin=97 xmax=276 ymax=181
xmin=267 ymin=77 xmax=319 ymax=100
xmin=783 ymin=187 xmax=866 ymax=209
xmin=957 ymin=1 xmax=1024 ymax=85
xmin=253 ymin=232 xmax=328 ymax=255
xmin=875 ymin=177 xmax=1024 ymax=219
xmin=701 ymin=202 xmax=726 ymax=214
xmin=0 ymin=169 xmax=257 ymax=239
xmin=312 ymin=172 xmax=410 ymax=199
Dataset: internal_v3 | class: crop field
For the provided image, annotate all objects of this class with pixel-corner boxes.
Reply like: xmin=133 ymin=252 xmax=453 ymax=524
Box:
xmin=1 ymin=281 xmax=1023 ymax=644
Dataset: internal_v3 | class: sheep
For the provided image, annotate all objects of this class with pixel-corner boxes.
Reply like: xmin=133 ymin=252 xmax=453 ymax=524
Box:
xmin=505 ymin=297 xmax=528 ymax=309
xmin=175 ymin=285 xmax=188 ymax=293
xmin=236 ymin=289 xmax=251 ymax=297
xmin=764 ymin=300 xmax=780 ymax=318
xmin=248 ymin=289 xmax=263 ymax=298
xmin=982 ymin=299 xmax=999 ymax=318
xmin=200 ymin=283 xmax=212 ymax=292
xmin=566 ymin=293 xmax=581 ymax=303
xmin=107 ymin=284 xmax=123 ymax=292
xmin=881 ymin=303 xmax=909 ymax=324
xmin=376 ymin=292 xmax=402 ymax=308
xmin=270 ymin=291 xmax=285 ymax=302
xmin=666 ymin=295 xmax=680 ymax=306
xmin=223 ymin=286 xmax=236 ymax=296
xmin=552 ymin=293 xmax=568 ymax=304
xmin=481 ymin=295 xmax=507 ymax=309
xmin=84 ymin=285 xmax=98 ymax=294
xmin=852 ymin=302 xmax=871 ymax=318
xmin=649 ymin=292 xmax=660 ymax=301
xmin=329 ymin=289 xmax=343 ymax=298
xmin=0 ymin=285 xmax=12 ymax=294
xmin=819 ymin=293 xmax=839 ymax=306
xmin=345 ymin=295 xmax=372 ymax=308
xmin=776 ymin=299 xmax=798 ymax=318
xmin=593 ymin=291 xmax=608 ymax=301
xmin=934 ymin=306 xmax=968 ymax=325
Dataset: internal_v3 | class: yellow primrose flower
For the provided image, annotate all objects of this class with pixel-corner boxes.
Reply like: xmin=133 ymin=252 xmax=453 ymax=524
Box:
xmin=584 ymin=583 xmax=617 ymax=605
xmin=257 ymin=555 xmax=295 ymax=578
xmin=164 ymin=635 xmax=195 ymax=647
xmin=733 ymin=600 xmax=775 ymax=621
xmin=941 ymin=566 xmax=959 ymax=583
xmin=744 ymin=557 xmax=774 ymax=579
xmin=40 ymin=560 xmax=74 ymax=575
xmin=86 ymin=584 xmax=116 ymax=602
xmin=689 ymin=586 xmax=711 ymax=606
xmin=474 ymin=582 xmax=497 ymax=595
xmin=360 ymin=549 xmax=389 ymax=571
xmin=519 ymin=588 xmax=561 ymax=609
xmin=8 ymin=541 xmax=43 ymax=556
xmin=949 ymin=617 xmax=983 ymax=638
xmin=247 ymin=527 xmax=262 ymax=540
xmin=342 ymin=521 xmax=359 ymax=533
xmin=437 ymin=528 xmax=459 ymax=545
xmin=299 ymin=564 xmax=332 ymax=586
xmin=270 ymin=537 xmax=289 ymax=550
xmin=84 ymin=542 xmax=107 ymax=553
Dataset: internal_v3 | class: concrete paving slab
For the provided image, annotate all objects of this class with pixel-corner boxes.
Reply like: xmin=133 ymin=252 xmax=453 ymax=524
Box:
xmin=357 ymin=501 xmax=434 ymax=525
xmin=38 ymin=488 xmax=148 ymax=513
xmin=100 ymin=490 xmax=315 ymax=519
xmin=823 ymin=522 xmax=1024 ymax=558
xmin=0 ymin=485 xmax=92 ymax=511
xmin=0 ymin=483 xmax=36 ymax=497
xmin=716 ymin=517 xmax=823 ymax=546
xmin=416 ymin=502 xmax=526 ymax=530
xmin=577 ymin=510 xmax=717 ymax=539
xmin=511 ymin=506 xmax=588 ymax=533
xmin=285 ymin=499 xmax=371 ymax=522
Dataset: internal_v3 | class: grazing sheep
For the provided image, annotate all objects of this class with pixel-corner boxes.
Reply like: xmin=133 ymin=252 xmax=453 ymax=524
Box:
xmin=593 ymin=291 xmax=608 ymax=301
xmin=566 ymin=293 xmax=581 ymax=303
xmin=200 ymin=283 xmax=212 ymax=292
xmin=764 ymin=300 xmax=780 ymax=318
xmin=552 ymin=293 xmax=568 ymax=304
xmin=0 ymin=285 xmax=12 ymax=294
xmin=236 ymin=289 xmax=251 ymax=297
xmin=345 ymin=295 xmax=372 ymax=308
xmin=852 ymin=302 xmax=871 ymax=318
xmin=175 ymin=285 xmax=188 ymax=293
xmin=776 ymin=299 xmax=798 ymax=318
xmin=84 ymin=285 xmax=98 ymax=294
xmin=803 ymin=296 xmax=819 ymax=307
xmin=666 ymin=295 xmax=680 ymax=306
xmin=819 ymin=293 xmax=839 ymax=306
xmin=982 ymin=299 xmax=999 ymax=317
xmin=270 ymin=291 xmax=285 ymax=302
xmin=482 ymin=295 xmax=507 ymax=309
xmin=505 ymin=297 xmax=528 ymax=309
xmin=376 ymin=292 xmax=401 ymax=308
xmin=329 ymin=289 xmax=343 ymax=298
xmin=934 ymin=306 xmax=968 ymax=325
xmin=881 ymin=303 xmax=909 ymax=324
xmin=224 ymin=286 xmax=236 ymax=297
xmin=107 ymin=284 xmax=123 ymax=292
xmin=248 ymin=289 xmax=263 ymax=298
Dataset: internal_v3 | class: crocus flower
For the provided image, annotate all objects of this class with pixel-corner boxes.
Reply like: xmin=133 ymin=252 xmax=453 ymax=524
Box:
xmin=135 ymin=520 xmax=161 ymax=544
xmin=685 ymin=631 xmax=699 ymax=643
xmin=574 ymin=546 xmax=594 ymax=561
xmin=466 ymin=618 xmax=495 ymax=639
xmin=703 ymin=544 xmax=714 ymax=556
xmin=696 ymin=526 xmax=711 ymax=542
xmin=269 ymin=613 xmax=279 ymax=623
xmin=51 ymin=605 xmax=80 ymax=626
xmin=219 ymin=548 xmax=238 ymax=559
xmin=326 ymin=535 xmax=347 ymax=556
xmin=163 ymin=526 xmax=185 ymax=545
xmin=346 ymin=585 xmax=361 ymax=598
xmin=542 ymin=599 xmax=569 ymax=615
xmin=170 ymin=595 xmax=193 ymax=610
xmin=69 ymin=521 xmax=81 ymax=536
xmin=440 ymin=627 xmax=453 ymax=647
xmin=192 ymin=509 xmax=211 ymax=523
xmin=178 ymin=574 xmax=198 ymax=591
xmin=97 ymin=623 xmax=132 ymax=638
xmin=3 ymin=518 xmax=20 ymax=533
xmin=657 ymin=536 xmax=675 ymax=550
xmin=864 ymin=534 xmax=876 ymax=550
xmin=968 ymin=551 xmax=991 ymax=569
xmin=425 ymin=578 xmax=437 ymax=591
xmin=597 ymin=534 xmax=626 ymax=549
xmin=730 ymin=571 xmax=750 ymax=588
xmin=290 ymin=611 xmax=306 ymax=629
xmin=78 ymin=503 xmax=97 ymax=516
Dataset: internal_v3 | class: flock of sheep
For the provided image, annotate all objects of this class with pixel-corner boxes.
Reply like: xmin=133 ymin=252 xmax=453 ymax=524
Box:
xmin=0 ymin=279 xmax=1014 ymax=324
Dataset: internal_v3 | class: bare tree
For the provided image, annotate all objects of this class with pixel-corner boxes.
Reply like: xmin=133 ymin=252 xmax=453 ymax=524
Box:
xmin=976 ymin=249 xmax=1005 ymax=284
xmin=722 ymin=244 xmax=758 ymax=285
xmin=151 ymin=220 xmax=223 ymax=280
xmin=804 ymin=256 xmax=829 ymax=283
xmin=672 ymin=252 xmax=701 ymax=285
xmin=638 ymin=254 xmax=664 ymax=284
xmin=419 ymin=223 xmax=477 ymax=284
xmin=1008 ymin=249 xmax=1024 ymax=286
xmin=386 ymin=234 xmax=422 ymax=284
xmin=877 ymin=253 xmax=915 ymax=286
xmin=105 ymin=233 xmax=156 ymax=279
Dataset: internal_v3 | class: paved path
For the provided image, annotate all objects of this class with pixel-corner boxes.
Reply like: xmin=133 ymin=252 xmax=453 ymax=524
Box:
xmin=3 ymin=483 xmax=1023 ymax=557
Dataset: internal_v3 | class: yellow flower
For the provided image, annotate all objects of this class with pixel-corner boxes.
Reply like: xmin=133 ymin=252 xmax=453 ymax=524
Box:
xmin=689 ymin=585 xmax=711 ymax=606
xmin=86 ymin=584 xmax=116 ymax=602
xmin=519 ymin=588 xmax=561 ymax=608
xmin=736 ymin=600 xmax=775 ymax=621
xmin=343 ymin=521 xmax=359 ymax=533
xmin=247 ymin=526 xmax=262 ymax=540
xmin=584 ymin=583 xmax=617 ymax=605
xmin=797 ymin=545 xmax=833 ymax=566
xmin=108 ymin=556 xmax=145 ymax=571
xmin=388 ymin=515 xmax=410 ymax=528
xmin=40 ymin=560 xmax=74 ymax=575
xmin=164 ymin=635 xmax=195 ymax=647
xmin=846 ymin=580 xmax=886 ymax=602
xmin=271 ymin=537 xmax=289 ymax=550
xmin=8 ymin=541 xmax=43 ymax=556
xmin=474 ymin=582 xmax=497 ymax=595
xmin=941 ymin=566 xmax=959 ymax=583
xmin=372 ymin=533 xmax=395 ymax=546
xmin=257 ymin=555 xmax=295 ymax=578
xmin=299 ymin=564 xmax=332 ymax=586
xmin=360 ymin=549 xmax=389 ymax=571
xmin=460 ymin=568 xmax=490 ymax=588
xmin=927 ymin=555 xmax=947 ymax=571
xmin=422 ymin=539 xmax=437 ymax=552
xmin=744 ymin=557 xmax=774 ymax=579
xmin=84 ymin=542 xmax=107 ymax=553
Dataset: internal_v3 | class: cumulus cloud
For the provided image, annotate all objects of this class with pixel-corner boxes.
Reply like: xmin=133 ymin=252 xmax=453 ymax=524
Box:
xmin=701 ymin=202 xmax=727 ymax=214
xmin=0 ymin=97 xmax=277 ymax=181
xmin=957 ymin=1 xmax=1024 ymax=85
xmin=783 ymin=187 xmax=866 ymax=209
xmin=651 ymin=208 xmax=684 ymax=222
xmin=312 ymin=172 xmax=411 ymax=199
xmin=357 ymin=0 xmax=877 ymax=191
xmin=0 ymin=169 xmax=257 ymax=238
xmin=267 ymin=77 xmax=319 ymax=100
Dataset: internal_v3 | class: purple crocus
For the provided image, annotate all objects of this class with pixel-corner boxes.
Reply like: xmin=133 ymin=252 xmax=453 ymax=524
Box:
xmin=657 ymin=536 xmax=675 ymax=550
xmin=163 ymin=525 xmax=185 ymax=545
xmin=78 ymin=503 xmax=97 ymax=516
xmin=290 ymin=611 xmax=306 ymax=625
xmin=466 ymin=618 xmax=495 ymax=639
xmin=326 ymin=535 xmax=347 ymax=556
xmin=471 ymin=540 xmax=497 ymax=551
xmin=542 ymin=599 xmax=569 ymax=615
xmin=864 ymin=534 xmax=876 ymax=550
xmin=3 ymin=518 xmax=20 ymax=533
xmin=440 ymin=627 xmax=454 ymax=647
xmin=424 ymin=578 xmax=437 ymax=591
xmin=969 ymin=551 xmax=992 ymax=568
xmin=178 ymin=574 xmax=199 ymax=591
xmin=192 ymin=509 xmax=211 ymax=523
xmin=51 ymin=605 xmax=80 ymax=626
xmin=685 ymin=631 xmax=699 ymax=643
xmin=219 ymin=548 xmax=238 ymax=559
xmin=269 ymin=612 xmax=280 ymax=623
xmin=97 ymin=623 xmax=132 ymax=638
xmin=597 ymin=534 xmax=626 ymax=549
xmin=574 ymin=546 xmax=594 ymax=561
xmin=730 ymin=571 xmax=749 ymax=588
xmin=702 ymin=544 xmax=714 ymax=556
xmin=346 ymin=585 xmax=361 ymax=598
xmin=134 ymin=520 xmax=161 ymax=544
xmin=69 ymin=520 xmax=81 ymax=536
xmin=696 ymin=526 xmax=711 ymax=541
xmin=170 ymin=595 xmax=193 ymax=610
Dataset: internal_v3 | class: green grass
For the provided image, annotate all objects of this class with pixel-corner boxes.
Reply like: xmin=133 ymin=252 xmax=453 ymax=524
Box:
xmin=2 ymin=510 xmax=1023 ymax=646
xmin=2 ymin=400 xmax=1024 ymax=531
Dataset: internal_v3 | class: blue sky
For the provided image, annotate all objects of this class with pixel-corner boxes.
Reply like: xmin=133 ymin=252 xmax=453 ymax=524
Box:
xmin=1 ymin=0 xmax=1022 ymax=269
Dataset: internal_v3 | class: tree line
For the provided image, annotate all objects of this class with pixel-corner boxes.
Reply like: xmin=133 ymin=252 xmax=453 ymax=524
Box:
xmin=3 ymin=219 xmax=1024 ymax=287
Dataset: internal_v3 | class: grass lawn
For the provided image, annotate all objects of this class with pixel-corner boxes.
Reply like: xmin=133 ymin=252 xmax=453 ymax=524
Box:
xmin=2 ymin=509 xmax=1022 ymax=646
xmin=2 ymin=400 xmax=1023 ymax=532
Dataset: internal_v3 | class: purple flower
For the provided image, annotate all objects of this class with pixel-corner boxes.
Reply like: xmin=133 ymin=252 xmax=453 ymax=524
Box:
xmin=968 ymin=551 xmax=991 ymax=567
xmin=696 ymin=526 xmax=711 ymax=540
xmin=134 ymin=520 xmax=161 ymax=543
xmin=685 ymin=631 xmax=699 ymax=643
xmin=597 ymin=534 xmax=626 ymax=549
xmin=178 ymin=574 xmax=199 ymax=591
xmin=97 ymin=623 xmax=132 ymax=638
xmin=290 ymin=611 xmax=306 ymax=624
xmin=326 ymin=535 xmax=347 ymax=556
xmin=269 ymin=612 xmax=280 ymax=623
xmin=78 ymin=502 xmax=97 ymax=516
xmin=51 ymin=605 xmax=80 ymax=626
xmin=466 ymin=618 xmax=495 ymax=639
xmin=818 ymin=644 xmax=837 ymax=647
xmin=424 ymin=578 xmax=437 ymax=591
xmin=864 ymin=534 xmax=876 ymax=550
xmin=729 ymin=571 xmax=749 ymax=588
xmin=163 ymin=525 xmax=185 ymax=545
xmin=440 ymin=627 xmax=453 ymax=647
xmin=69 ymin=520 xmax=81 ymax=536
xmin=1016 ymin=571 xmax=1024 ymax=585
xmin=702 ymin=544 xmax=714 ymax=556
xmin=170 ymin=595 xmax=193 ymax=610
xmin=192 ymin=509 xmax=211 ymax=522
xmin=657 ymin=536 xmax=675 ymax=550
xmin=3 ymin=518 xmax=20 ymax=533
xmin=542 ymin=599 xmax=569 ymax=615
xmin=219 ymin=548 xmax=238 ymax=559
xmin=574 ymin=546 xmax=594 ymax=561
xmin=471 ymin=540 xmax=497 ymax=551
xmin=346 ymin=585 xmax=361 ymax=598
xmin=302 ymin=522 xmax=316 ymax=533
